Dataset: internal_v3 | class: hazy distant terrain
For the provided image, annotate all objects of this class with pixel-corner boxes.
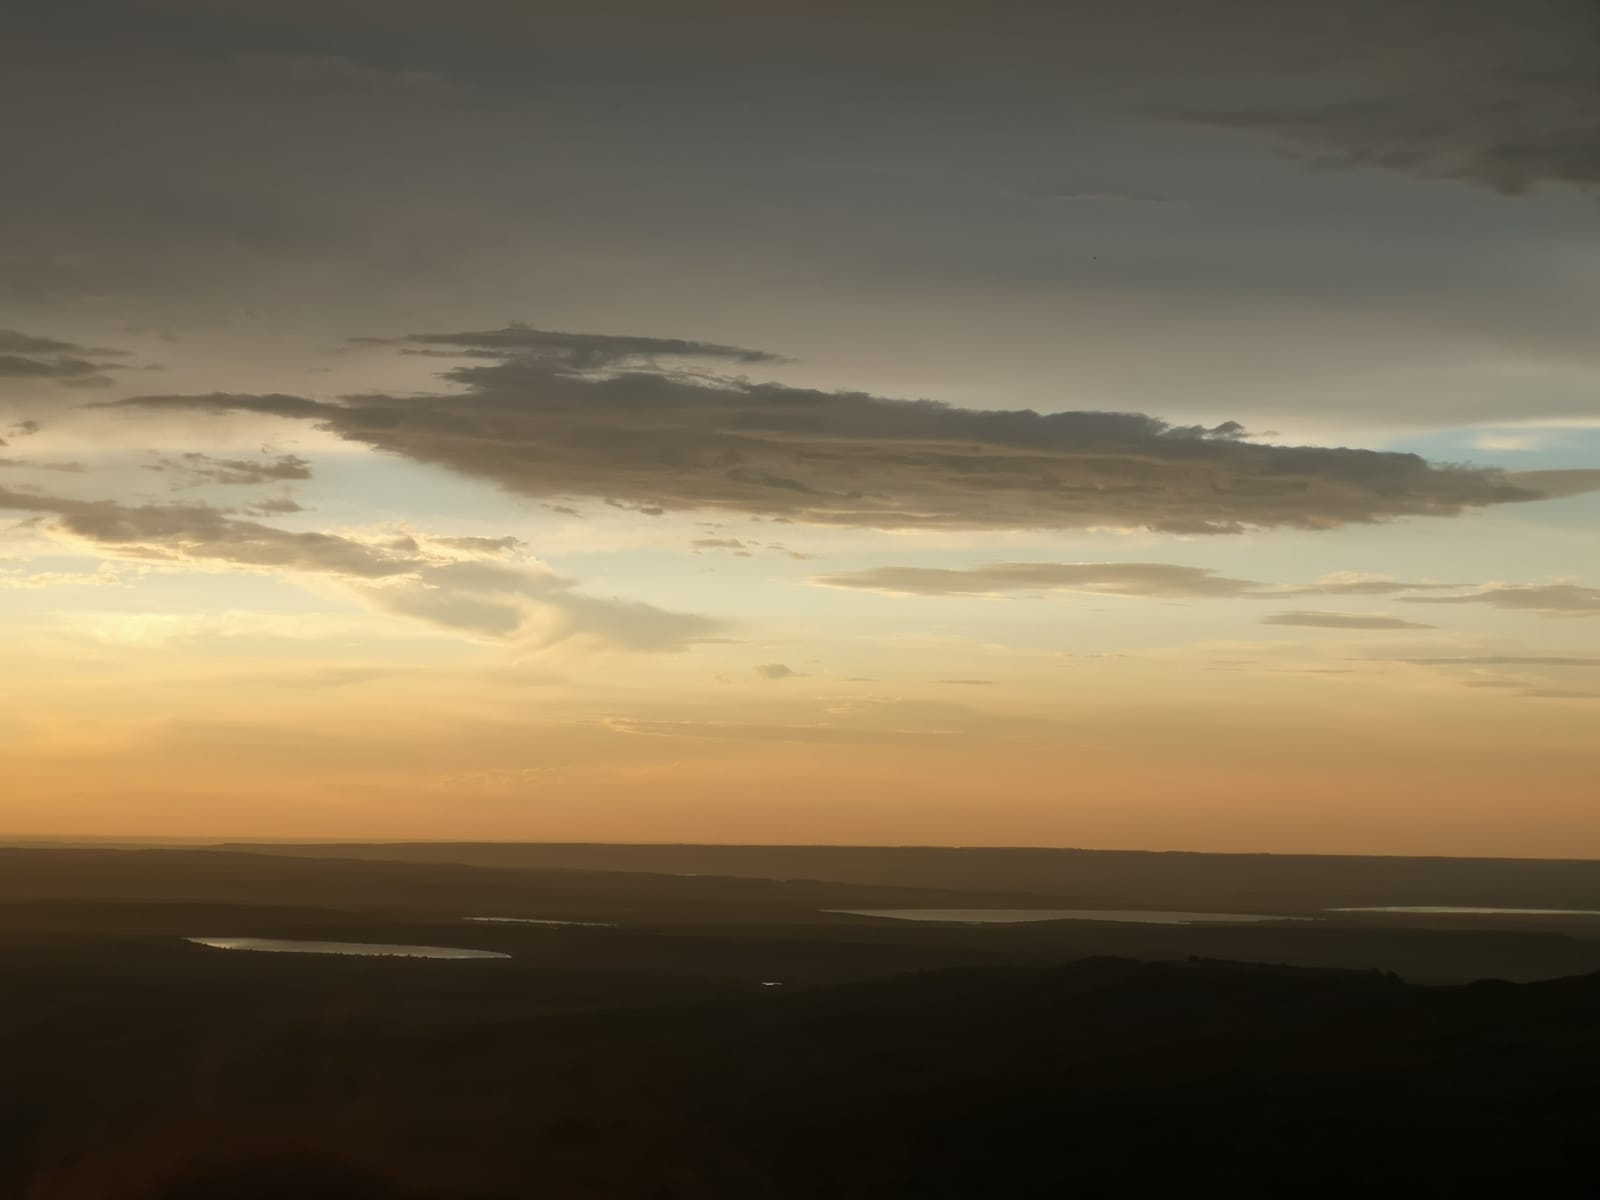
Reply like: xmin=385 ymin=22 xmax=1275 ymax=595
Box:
xmin=218 ymin=841 xmax=1600 ymax=913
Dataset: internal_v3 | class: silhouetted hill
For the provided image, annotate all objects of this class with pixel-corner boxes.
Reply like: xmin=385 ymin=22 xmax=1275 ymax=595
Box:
xmin=9 ymin=951 xmax=1600 ymax=1198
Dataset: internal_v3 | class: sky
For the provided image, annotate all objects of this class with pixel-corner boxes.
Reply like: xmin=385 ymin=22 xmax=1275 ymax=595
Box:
xmin=2 ymin=0 xmax=1599 ymax=855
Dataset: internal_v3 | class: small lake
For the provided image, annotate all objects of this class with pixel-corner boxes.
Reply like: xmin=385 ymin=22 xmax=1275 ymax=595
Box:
xmin=187 ymin=937 xmax=510 ymax=959
xmin=464 ymin=917 xmax=614 ymax=927
xmin=1330 ymin=906 xmax=1600 ymax=917
xmin=825 ymin=909 xmax=1298 ymax=926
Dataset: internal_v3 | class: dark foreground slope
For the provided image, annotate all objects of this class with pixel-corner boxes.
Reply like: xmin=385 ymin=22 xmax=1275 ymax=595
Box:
xmin=7 ymin=954 xmax=1599 ymax=1200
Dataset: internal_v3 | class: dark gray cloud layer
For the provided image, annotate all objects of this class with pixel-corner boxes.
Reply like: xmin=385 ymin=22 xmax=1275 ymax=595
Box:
xmin=7 ymin=3 xmax=1598 ymax=445
xmin=110 ymin=326 xmax=1589 ymax=533
xmin=1166 ymin=5 xmax=1600 ymax=199
xmin=1156 ymin=0 xmax=1600 ymax=195
xmin=0 ymin=329 xmax=127 ymax=388
xmin=351 ymin=324 xmax=782 ymax=370
xmin=1172 ymin=71 xmax=1600 ymax=196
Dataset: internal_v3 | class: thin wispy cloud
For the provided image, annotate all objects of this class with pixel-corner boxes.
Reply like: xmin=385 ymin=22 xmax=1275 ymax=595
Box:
xmin=0 ymin=486 xmax=725 ymax=651
xmin=1261 ymin=611 xmax=1434 ymax=631
xmin=812 ymin=562 xmax=1459 ymax=600
xmin=146 ymin=452 xmax=313 ymax=487
xmin=1404 ymin=583 xmax=1600 ymax=617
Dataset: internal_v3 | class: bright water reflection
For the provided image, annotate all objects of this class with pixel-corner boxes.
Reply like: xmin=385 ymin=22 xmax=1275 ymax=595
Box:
xmin=825 ymin=909 xmax=1298 ymax=925
xmin=187 ymin=937 xmax=510 ymax=958
xmin=1331 ymin=906 xmax=1600 ymax=916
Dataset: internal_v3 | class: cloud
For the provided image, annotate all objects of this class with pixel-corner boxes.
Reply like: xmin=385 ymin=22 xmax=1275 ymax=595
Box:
xmin=691 ymin=536 xmax=810 ymax=559
xmin=812 ymin=561 xmax=1456 ymax=600
xmin=349 ymin=323 xmax=784 ymax=370
xmin=427 ymin=534 xmax=525 ymax=555
xmin=146 ymin=451 xmax=313 ymax=487
xmin=244 ymin=665 xmax=406 ymax=690
xmin=0 ymin=562 xmax=129 ymax=589
xmin=244 ymin=496 xmax=307 ymax=516
xmin=113 ymin=392 xmax=333 ymax=419
xmin=1404 ymin=583 xmax=1600 ymax=617
xmin=814 ymin=561 xmax=1264 ymax=598
xmin=1158 ymin=2 xmax=1600 ymax=196
xmin=1284 ymin=571 xmax=1466 ymax=596
xmin=1472 ymin=433 xmax=1549 ymax=453
xmin=754 ymin=662 xmax=798 ymax=680
xmin=0 ymin=486 xmax=723 ymax=651
xmin=357 ymin=560 xmax=727 ymax=650
xmin=1499 ymin=470 xmax=1600 ymax=499
xmin=1261 ymin=611 xmax=1434 ymax=630
xmin=817 ymin=560 xmax=1600 ymax=627
xmin=608 ymin=694 xmax=1058 ymax=747
xmin=0 ymin=457 xmax=85 ymax=473
xmin=1026 ymin=187 xmax=1175 ymax=204
xmin=233 ymin=52 xmax=454 ymax=97
xmin=0 ymin=487 xmax=417 ymax=578
xmin=1168 ymin=79 xmax=1600 ymax=197
xmin=108 ymin=324 xmax=1594 ymax=533
xmin=0 ymin=333 xmax=84 ymax=356
xmin=2 ymin=419 xmax=43 ymax=443
xmin=604 ymin=717 xmax=928 ymax=746
xmin=0 ymin=356 xmax=111 ymax=384
xmin=0 ymin=329 xmax=127 ymax=388
xmin=1390 ymin=650 xmax=1600 ymax=704
xmin=1399 ymin=654 xmax=1600 ymax=667
xmin=693 ymin=537 xmax=754 ymax=557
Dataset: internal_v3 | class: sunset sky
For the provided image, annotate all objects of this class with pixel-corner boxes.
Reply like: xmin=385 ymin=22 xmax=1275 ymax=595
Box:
xmin=3 ymin=0 xmax=1598 ymax=854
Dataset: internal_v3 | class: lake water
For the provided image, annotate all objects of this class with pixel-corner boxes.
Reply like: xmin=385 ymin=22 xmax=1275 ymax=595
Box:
xmin=825 ymin=908 xmax=1297 ymax=925
xmin=464 ymin=917 xmax=614 ymax=927
xmin=1330 ymin=906 xmax=1600 ymax=917
xmin=187 ymin=937 xmax=510 ymax=959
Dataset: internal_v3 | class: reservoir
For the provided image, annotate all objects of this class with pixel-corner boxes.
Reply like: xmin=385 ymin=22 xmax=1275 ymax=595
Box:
xmin=825 ymin=909 xmax=1298 ymax=925
xmin=187 ymin=937 xmax=510 ymax=959
xmin=1330 ymin=906 xmax=1600 ymax=917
